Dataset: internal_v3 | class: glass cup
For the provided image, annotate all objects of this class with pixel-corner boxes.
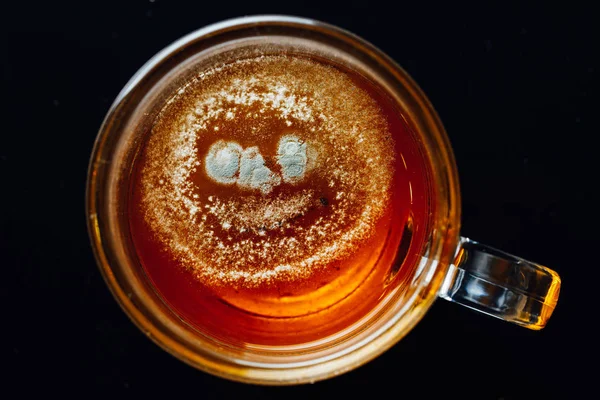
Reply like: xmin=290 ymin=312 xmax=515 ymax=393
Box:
xmin=86 ymin=16 xmax=561 ymax=385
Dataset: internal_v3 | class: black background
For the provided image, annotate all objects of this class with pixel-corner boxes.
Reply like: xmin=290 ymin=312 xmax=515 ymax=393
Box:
xmin=2 ymin=1 xmax=597 ymax=398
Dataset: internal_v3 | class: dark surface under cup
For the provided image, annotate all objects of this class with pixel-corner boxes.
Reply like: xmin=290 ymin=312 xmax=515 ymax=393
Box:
xmin=3 ymin=1 xmax=596 ymax=398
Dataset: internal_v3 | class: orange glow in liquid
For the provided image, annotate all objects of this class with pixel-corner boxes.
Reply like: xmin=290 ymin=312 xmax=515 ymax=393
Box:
xmin=128 ymin=55 xmax=431 ymax=345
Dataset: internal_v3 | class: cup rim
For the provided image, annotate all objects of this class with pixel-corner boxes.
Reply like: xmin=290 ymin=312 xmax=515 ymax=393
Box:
xmin=86 ymin=15 xmax=461 ymax=385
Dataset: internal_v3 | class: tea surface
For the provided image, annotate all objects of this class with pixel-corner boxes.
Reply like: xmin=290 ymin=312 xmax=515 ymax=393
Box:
xmin=129 ymin=54 xmax=430 ymax=344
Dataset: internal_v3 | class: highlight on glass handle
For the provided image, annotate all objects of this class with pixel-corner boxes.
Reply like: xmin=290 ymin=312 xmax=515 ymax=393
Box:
xmin=439 ymin=237 xmax=561 ymax=330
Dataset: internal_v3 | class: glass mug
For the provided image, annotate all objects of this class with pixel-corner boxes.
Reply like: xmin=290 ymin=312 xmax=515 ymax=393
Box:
xmin=86 ymin=16 xmax=561 ymax=385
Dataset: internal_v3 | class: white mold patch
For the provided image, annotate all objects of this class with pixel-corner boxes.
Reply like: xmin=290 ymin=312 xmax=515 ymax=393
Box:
xmin=205 ymin=135 xmax=309 ymax=194
xmin=238 ymin=146 xmax=281 ymax=195
xmin=277 ymin=135 xmax=307 ymax=183
xmin=204 ymin=140 xmax=242 ymax=184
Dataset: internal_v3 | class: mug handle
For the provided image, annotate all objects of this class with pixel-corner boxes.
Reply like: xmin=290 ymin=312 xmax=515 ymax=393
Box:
xmin=438 ymin=237 xmax=561 ymax=329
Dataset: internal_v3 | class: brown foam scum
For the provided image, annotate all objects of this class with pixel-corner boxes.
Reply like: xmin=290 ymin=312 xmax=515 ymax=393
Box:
xmin=138 ymin=55 xmax=395 ymax=288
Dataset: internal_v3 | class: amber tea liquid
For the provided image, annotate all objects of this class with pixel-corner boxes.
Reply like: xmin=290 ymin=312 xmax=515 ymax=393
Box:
xmin=129 ymin=54 xmax=431 ymax=345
